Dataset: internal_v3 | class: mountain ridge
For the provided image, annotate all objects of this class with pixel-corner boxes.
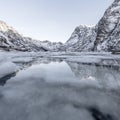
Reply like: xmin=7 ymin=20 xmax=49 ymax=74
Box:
xmin=0 ymin=0 xmax=119 ymax=52
xmin=65 ymin=25 xmax=97 ymax=52
xmin=67 ymin=0 xmax=120 ymax=52
xmin=0 ymin=21 xmax=63 ymax=52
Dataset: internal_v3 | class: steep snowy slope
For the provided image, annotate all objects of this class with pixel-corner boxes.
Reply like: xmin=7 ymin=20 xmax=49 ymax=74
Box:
xmin=0 ymin=20 xmax=49 ymax=52
xmin=0 ymin=20 xmax=63 ymax=52
xmin=94 ymin=0 xmax=120 ymax=51
xmin=66 ymin=0 xmax=120 ymax=52
xmin=65 ymin=25 xmax=97 ymax=52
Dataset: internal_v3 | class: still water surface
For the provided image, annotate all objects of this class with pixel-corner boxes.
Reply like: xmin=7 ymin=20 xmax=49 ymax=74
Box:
xmin=0 ymin=59 xmax=120 ymax=120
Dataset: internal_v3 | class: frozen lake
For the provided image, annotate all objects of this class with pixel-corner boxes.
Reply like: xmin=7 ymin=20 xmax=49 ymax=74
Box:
xmin=0 ymin=52 xmax=120 ymax=120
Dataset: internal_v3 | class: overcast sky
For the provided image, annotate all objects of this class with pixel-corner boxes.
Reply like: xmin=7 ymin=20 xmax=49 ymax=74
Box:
xmin=0 ymin=0 xmax=114 ymax=42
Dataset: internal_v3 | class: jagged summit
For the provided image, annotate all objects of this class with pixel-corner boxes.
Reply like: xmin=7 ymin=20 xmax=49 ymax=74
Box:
xmin=0 ymin=20 xmax=17 ymax=33
xmin=65 ymin=25 xmax=97 ymax=52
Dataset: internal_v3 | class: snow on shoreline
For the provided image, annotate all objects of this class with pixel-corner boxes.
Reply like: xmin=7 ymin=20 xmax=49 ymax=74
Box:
xmin=0 ymin=51 xmax=120 ymax=64
xmin=0 ymin=62 xmax=18 ymax=78
xmin=0 ymin=52 xmax=19 ymax=79
xmin=0 ymin=51 xmax=119 ymax=79
xmin=0 ymin=51 xmax=120 ymax=120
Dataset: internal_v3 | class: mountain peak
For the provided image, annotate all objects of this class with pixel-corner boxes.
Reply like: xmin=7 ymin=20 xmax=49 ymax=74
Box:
xmin=78 ymin=24 xmax=95 ymax=28
xmin=0 ymin=20 xmax=18 ymax=34
xmin=65 ymin=25 xmax=97 ymax=52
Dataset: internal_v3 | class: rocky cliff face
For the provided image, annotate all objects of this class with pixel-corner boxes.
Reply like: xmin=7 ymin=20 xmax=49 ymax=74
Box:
xmin=94 ymin=0 xmax=120 ymax=51
xmin=65 ymin=25 xmax=97 ymax=52
xmin=1 ymin=0 xmax=119 ymax=53
xmin=67 ymin=0 xmax=120 ymax=52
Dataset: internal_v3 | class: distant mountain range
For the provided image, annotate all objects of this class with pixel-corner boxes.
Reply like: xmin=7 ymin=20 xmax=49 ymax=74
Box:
xmin=0 ymin=0 xmax=119 ymax=52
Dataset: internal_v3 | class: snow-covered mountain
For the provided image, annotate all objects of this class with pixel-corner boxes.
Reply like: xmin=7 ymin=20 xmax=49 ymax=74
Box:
xmin=1 ymin=0 xmax=119 ymax=53
xmin=38 ymin=40 xmax=64 ymax=52
xmin=94 ymin=0 xmax=120 ymax=52
xmin=65 ymin=25 xmax=97 ymax=52
xmin=66 ymin=0 xmax=120 ymax=52
xmin=0 ymin=20 xmax=63 ymax=52
xmin=0 ymin=20 xmax=47 ymax=52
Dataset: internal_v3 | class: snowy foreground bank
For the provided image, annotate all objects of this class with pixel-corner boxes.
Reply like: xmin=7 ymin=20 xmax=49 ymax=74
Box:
xmin=0 ymin=51 xmax=120 ymax=120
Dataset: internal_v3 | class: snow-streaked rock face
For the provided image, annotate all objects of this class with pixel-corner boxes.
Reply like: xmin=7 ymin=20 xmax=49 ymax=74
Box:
xmin=0 ymin=20 xmax=47 ymax=52
xmin=1 ymin=0 xmax=119 ymax=53
xmin=0 ymin=20 xmax=63 ymax=52
xmin=65 ymin=25 xmax=97 ymax=52
xmin=67 ymin=0 xmax=120 ymax=52
xmin=94 ymin=0 xmax=120 ymax=51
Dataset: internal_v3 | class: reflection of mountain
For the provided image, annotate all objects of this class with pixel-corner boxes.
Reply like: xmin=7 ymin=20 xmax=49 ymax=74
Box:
xmin=12 ymin=57 xmax=63 ymax=70
xmin=1 ymin=73 xmax=120 ymax=120
xmin=0 ymin=60 xmax=120 ymax=119
xmin=67 ymin=61 xmax=120 ymax=89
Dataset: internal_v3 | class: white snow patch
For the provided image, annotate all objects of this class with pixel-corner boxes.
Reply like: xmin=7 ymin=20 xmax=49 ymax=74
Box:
xmin=0 ymin=62 xmax=18 ymax=78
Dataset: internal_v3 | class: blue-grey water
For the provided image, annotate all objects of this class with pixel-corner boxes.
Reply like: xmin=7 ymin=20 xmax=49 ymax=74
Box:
xmin=0 ymin=59 xmax=120 ymax=120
